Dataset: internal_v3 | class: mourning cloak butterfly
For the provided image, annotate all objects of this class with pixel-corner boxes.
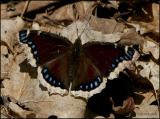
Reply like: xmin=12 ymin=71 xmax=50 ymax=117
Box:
xmin=18 ymin=30 xmax=139 ymax=99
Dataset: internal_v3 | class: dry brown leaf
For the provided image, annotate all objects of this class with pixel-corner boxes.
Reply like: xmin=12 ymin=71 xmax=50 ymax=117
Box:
xmin=142 ymin=38 xmax=159 ymax=60
xmin=89 ymin=16 xmax=125 ymax=34
xmin=1 ymin=17 xmax=25 ymax=53
xmin=1 ymin=1 xmax=57 ymax=19
xmin=135 ymin=60 xmax=159 ymax=91
xmin=133 ymin=91 xmax=158 ymax=118
xmin=1 ymin=45 xmax=13 ymax=79
xmin=61 ymin=20 xmax=131 ymax=44
xmin=35 ymin=1 xmax=95 ymax=27
xmin=1 ymin=1 xmax=159 ymax=118
xmin=8 ymin=102 xmax=34 ymax=118
xmin=134 ymin=105 xmax=159 ymax=118
xmin=119 ymin=29 xmax=144 ymax=45
xmin=127 ymin=3 xmax=159 ymax=35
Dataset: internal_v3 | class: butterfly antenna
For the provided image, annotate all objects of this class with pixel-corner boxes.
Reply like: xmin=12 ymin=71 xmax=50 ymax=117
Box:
xmin=75 ymin=20 xmax=79 ymax=39
xmin=74 ymin=15 xmax=92 ymax=39
xmin=83 ymin=16 xmax=91 ymax=36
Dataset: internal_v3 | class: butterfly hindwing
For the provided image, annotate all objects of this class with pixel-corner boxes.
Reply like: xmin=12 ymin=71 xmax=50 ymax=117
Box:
xmin=71 ymin=52 xmax=106 ymax=98
xmin=43 ymin=52 xmax=71 ymax=88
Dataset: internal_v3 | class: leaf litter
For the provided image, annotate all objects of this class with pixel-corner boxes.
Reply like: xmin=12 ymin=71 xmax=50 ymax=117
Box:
xmin=1 ymin=1 xmax=159 ymax=118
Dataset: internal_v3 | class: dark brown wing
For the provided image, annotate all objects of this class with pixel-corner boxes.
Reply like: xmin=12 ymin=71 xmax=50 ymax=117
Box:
xmin=19 ymin=30 xmax=73 ymax=92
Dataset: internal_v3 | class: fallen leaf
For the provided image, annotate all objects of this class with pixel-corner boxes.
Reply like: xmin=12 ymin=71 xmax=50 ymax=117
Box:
xmin=1 ymin=17 xmax=25 ymax=53
xmin=134 ymin=105 xmax=159 ymax=118
xmin=142 ymin=38 xmax=159 ymax=60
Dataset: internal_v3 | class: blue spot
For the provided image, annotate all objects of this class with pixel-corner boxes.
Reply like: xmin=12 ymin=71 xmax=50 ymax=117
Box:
xmin=80 ymin=85 xmax=83 ymax=89
xmin=115 ymin=59 xmax=119 ymax=63
xmin=43 ymin=68 xmax=47 ymax=73
xmin=53 ymin=80 xmax=56 ymax=85
xmin=112 ymin=64 xmax=116 ymax=68
xmin=49 ymin=77 xmax=52 ymax=82
xmin=126 ymin=53 xmax=132 ymax=59
xmin=86 ymin=85 xmax=88 ymax=90
xmin=20 ymin=32 xmax=26 ymax=37
xmin=58 ymin=82 xmax=61 ymax=86
xmin=90 ymin=83 xmax=93 ymax=89
xmin=124 ymin=55 xmax=129 ymax=60
xmin=20 ymin=36 xmax=27 ymax=42
xmin=45 ymin=74 xmax=49 ymax=79
xmin=33 ymin=50 xmax=38 ymax=55
xmin=128 ymin=48 xmax=135 ymax=56
xmin=97 ymin=76 xmax=101 ymax=83
xmin=32 ymin=44 xmax=36 ymax=49
xmin=128 ymin=50 xmax=134 ymax=56
xmin=94 ymin=81 xmax=98 ymax=87
xmin=120 ymin=56 xmax=124 ymax=61
xmin=28 ymin=41 xmax=33 ymax=45
xmin=19 ymin=30 xmax=27 ymax=42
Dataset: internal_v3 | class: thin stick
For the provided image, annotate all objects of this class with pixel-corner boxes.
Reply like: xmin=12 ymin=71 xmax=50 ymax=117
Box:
xmin=21 ymin=0 xmax=30 ymax=18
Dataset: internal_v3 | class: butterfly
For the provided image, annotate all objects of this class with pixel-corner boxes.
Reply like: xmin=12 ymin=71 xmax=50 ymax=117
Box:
xmin=18 ymin=29 xmax=139 ymax=99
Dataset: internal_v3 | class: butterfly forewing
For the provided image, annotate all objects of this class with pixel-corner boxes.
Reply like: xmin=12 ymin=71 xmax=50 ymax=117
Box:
xmin=19 ymin=30 xmax=73 ymax=65
xmin=19 ymin=30 xmax=73 ymax=92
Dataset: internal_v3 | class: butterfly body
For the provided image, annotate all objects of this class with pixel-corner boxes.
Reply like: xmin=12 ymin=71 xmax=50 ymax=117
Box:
xmin=19 ymin=30 xmax=139 ymax=99
xmin=68 ymin=38 xmax=82 ymax=82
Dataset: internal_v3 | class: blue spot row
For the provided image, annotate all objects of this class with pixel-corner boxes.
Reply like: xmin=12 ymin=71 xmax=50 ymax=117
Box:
xmin=19 ymin=30 xmax=28 ymax=43
xmin=111 ymin=48 xmax=135 ymax=69
xmin=41 ymin=67 xmax=63 ymax=88
xmin=79 ymin=76 xmax=102 ymax=91
xmin=26 ymin=39 xmax=39 ymax=62
xmin=19 ymin=30 xmax=39 ymax=63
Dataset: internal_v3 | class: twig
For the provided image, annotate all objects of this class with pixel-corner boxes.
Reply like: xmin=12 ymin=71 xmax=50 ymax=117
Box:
xmin=20 ymin=0 xmax=30 ymax=18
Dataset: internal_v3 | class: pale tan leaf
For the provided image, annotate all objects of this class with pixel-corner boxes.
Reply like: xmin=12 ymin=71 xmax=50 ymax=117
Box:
xmin=134 ymin=105 xmax=159 ymax=118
